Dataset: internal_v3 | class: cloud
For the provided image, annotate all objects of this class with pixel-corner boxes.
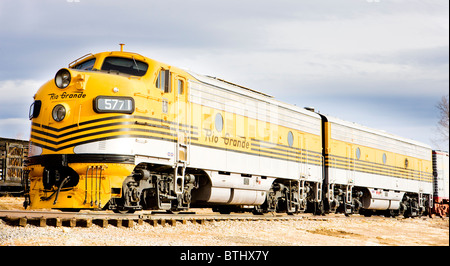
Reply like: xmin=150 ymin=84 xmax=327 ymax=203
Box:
xmin=0 ymin=79 xmax=42 ymax=140
xmin=0 ymin=0 xmax=448 ymax=149
xmin=0 ymin=79 xmax=41 ymax=119
xmin=0 ymin=118 xmax=30 ymax=140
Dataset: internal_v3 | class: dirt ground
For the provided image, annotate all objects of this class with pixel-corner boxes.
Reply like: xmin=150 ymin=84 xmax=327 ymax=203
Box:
xmin=0 ymin=197 xmax=448 ymax=246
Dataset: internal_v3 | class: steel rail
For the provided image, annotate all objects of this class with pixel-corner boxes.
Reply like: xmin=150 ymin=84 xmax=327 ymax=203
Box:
xmin=0 ymin=209 xmax=341 ymax=228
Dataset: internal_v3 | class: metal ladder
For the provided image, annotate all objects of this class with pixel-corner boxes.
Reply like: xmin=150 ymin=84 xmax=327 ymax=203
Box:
xmin=174 ymin=89 xmax=191 ymax=196
xmin=174 ymin=131 xmax=189 ymax=195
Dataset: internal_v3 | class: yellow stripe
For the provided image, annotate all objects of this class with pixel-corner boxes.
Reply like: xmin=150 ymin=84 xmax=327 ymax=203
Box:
xmin=326 ymin=154 xmax=433 ymax=182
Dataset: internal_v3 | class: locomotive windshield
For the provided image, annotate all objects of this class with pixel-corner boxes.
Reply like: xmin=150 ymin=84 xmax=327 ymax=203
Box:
xmin=101 ymin=56 xmax=148 ymax=76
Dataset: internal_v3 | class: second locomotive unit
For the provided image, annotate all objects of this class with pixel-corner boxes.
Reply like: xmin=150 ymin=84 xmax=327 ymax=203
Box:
xmin=25 ymin=46 xmax=434 ymax=217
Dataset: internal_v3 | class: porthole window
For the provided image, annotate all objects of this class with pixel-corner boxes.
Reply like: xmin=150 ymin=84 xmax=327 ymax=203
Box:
xmin=356 ymin=147 xmax=361 ymax=160
xmin=215 ymin=113 xmax=223 ymax=132
xmin=382 ymin=153 xmax=387 ymax=164
xmin=287 ymin=131 xmax=294 ymax=147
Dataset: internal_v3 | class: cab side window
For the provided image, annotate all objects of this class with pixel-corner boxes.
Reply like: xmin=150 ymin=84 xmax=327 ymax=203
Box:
xmin=156 ymin=69 xmax=171 ymax=93
xmin=178 ymin=79 xmax=184 ymax=94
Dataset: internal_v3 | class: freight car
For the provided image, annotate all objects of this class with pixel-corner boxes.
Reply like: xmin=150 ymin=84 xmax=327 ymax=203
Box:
xmin=0 ymin=137 xmax=28 ymax=195
xmin=431 ymin=150 xmax=449 ymax=217
xmin=24 ymin=46 xmax=439 ymax=218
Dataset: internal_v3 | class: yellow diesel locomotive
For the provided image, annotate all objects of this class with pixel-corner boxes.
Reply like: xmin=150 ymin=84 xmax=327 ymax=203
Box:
xmin=25 ymin=46 xmax=433 ymax=217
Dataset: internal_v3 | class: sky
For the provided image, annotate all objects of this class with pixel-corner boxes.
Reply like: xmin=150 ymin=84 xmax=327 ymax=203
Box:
xmin=0 ymin=0 xmax=448 ymax=150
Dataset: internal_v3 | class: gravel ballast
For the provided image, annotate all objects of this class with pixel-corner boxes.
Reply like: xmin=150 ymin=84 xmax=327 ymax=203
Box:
xmin=1 ymin=215 xmax=448 ymax=246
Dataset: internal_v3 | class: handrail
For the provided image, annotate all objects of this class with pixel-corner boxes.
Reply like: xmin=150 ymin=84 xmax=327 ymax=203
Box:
xmin=68 ymin=53 xmax=95 ymax=68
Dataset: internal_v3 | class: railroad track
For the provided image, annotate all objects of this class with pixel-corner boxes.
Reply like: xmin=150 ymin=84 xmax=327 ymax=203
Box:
xmin=0 ymin=209 xmax=340 ymax=228
xmin=1 ymin=209 xmax=435 ymax=229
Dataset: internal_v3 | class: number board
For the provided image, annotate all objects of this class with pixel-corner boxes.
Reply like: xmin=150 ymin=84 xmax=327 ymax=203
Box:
xmin=94 ymin=96 xmax=135 ymax=114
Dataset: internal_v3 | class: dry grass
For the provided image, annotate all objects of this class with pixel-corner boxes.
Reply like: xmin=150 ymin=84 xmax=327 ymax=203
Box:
xmin=306 ymin=227 xmax=360 ymax=238
xmin=0 ymin=196 xmax=24 ymax=210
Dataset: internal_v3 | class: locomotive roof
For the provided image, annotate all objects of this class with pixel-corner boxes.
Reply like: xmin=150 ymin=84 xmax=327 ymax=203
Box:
xmin=185 ymin=70 xmax=273 ymax=98
xmin=185 ymin=70 xmax=322 ymax=120
xmin=324 ymin=114 xmax=432 ymax=150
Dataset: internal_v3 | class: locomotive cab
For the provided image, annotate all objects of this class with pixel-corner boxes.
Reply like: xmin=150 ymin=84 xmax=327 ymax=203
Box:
xmin=25 ymin=48 xmax=193 ymax=212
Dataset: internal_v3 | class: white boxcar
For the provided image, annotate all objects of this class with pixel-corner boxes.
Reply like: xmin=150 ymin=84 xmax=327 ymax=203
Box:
xmin=432 ymin=150 xmax=449 ymax=201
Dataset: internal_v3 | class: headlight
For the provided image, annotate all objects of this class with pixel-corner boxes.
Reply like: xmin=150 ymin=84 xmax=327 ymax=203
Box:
xmin=55 ymin=69 xmax=71 ymax=88
xmin=52 ymin=104 xmax=66 ymax=122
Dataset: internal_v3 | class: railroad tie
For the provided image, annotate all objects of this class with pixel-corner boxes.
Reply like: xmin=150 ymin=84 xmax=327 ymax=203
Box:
xmin=48 ymin=218 xmax=62 ymax=227
xmin=192 ymin=219 xmax=205 ymax=225
xmin=113 ymin=219 xmax=123 ymax=228
xmin=95 ymin=219 xmax=108 ymax=228
xmin=69 ymin=218 xmax=77 ymax=227
xmin=148 ymin=219 xmax=158 ymax=227
xmin=123 ymin=219 xmax=134 ymax=228
xmin=19 ymin=217 xmax=27 ymax=227
xmin=83 ymin=219 xmax=93 ymax=228
xmin=39 ymin=217 xmax=47 ymax=227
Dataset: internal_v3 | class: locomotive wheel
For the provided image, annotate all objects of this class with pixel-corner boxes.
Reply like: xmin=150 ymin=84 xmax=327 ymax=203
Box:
xmin=398 ymin=203 xmax=407 ymax=217
xmin=437 ymin=206 xmax=446 ymax=218
xmin=217 ymin=207 xmax=231 ymax=214
xmin=384 ymin=209 xmax=396 ymax=218
xmin=113 ymin=208 xmax=135 ymax=214
xmin=110 ymin=198 xmax=136 ymax=214
xmin=362 ymin=209 xmax=373 ymax=217
xmin=252 ymin=206 xmax=265 ymax=215
xmin=112 ymin=203 xmax=136 ymax=214
xmin=313 ymin=201 xmax=325 ymax=215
